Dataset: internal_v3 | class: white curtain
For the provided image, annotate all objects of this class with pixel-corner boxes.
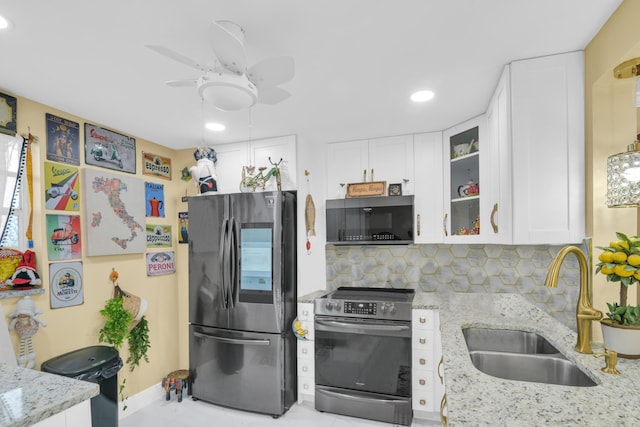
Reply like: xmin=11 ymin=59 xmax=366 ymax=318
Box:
xmin=0 ymin=134 xmax=26 ymax=247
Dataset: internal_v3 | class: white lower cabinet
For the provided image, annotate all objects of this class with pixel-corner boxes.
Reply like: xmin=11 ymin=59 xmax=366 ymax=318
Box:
xmin=32 ymin=400 xmax=92 ymax=427
xmin=296 ymin=302 xmax=315 ymax=403
xmin=412 ymin=309 xmax=445 ymax=422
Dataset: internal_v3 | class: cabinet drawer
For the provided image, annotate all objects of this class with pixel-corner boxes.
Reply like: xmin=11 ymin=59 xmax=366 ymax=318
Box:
xmin=412 ymin=390 xmax=436 ymax=412
xmin=412 ymin=310 xmax=435 ymax=330
xmin=297 ymin=303 xmax=314 ymax=322
xmin=297 ymin=341 xmax=314 ymax=359
xmin=298 ymin=376 xmax=315 ymax=395
xmin=298 ymin=358 xmax=314 ymax=376
xmin=412 ymin=331 xmax=434 ymax=351
xmin=413 ymin=349 xmax=434 ymax=370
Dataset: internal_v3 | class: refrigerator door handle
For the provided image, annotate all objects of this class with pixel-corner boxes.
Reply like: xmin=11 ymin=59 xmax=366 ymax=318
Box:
xmin=219 ymin=218 xmax=229 ymax=309
xmin=228 ymin=217 xmax=238 ymax=309
xmin=193 ymin=331 xmax=270 ymax=346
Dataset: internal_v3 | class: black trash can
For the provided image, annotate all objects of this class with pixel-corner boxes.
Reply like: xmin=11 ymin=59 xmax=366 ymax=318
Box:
xmin=42 ymin=345 xmax=123 ymax=427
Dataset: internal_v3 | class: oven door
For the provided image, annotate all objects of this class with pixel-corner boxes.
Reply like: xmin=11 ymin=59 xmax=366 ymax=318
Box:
xmin=314 ymin=316 xmax=411 ymax=397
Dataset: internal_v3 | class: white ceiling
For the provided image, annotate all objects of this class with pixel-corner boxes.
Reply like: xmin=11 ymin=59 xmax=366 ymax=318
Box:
xmin=0 ymin=0 xmax=622 ymax=151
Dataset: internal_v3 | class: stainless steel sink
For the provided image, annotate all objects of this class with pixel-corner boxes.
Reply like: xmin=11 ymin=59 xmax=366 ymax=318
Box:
xmin=462 ymin=327 xmax=597 ymax=387
xmin=468 ymin=351 xmax=596 ymax=387
xmin=462 ymin=327 xmax=559 ymax=354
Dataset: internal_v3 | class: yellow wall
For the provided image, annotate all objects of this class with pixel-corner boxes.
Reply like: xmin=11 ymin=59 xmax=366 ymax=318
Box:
xmin=586 ymin=0 xmax=640 ymax=340
xmin=1 ymin=96 xmax=189 ymax=397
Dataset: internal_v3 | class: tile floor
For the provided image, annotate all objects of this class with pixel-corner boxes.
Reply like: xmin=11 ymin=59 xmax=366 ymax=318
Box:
xmin=120 ymin=397 xmax=440 ymax=427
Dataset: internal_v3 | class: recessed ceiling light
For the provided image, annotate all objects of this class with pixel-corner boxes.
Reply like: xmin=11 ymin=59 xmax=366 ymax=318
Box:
xmin=0 ymin=15 xmax=12 ymax=30
xmin=205 ymin=122 xmax=225 ymax=131
xmin=410 ymin=90 xmax=435 ymax=103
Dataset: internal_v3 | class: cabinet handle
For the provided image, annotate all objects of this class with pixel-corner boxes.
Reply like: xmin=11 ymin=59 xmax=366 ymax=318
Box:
xmin=302 ymin=348 xmax=308 ymax=354
xmin=303 ymin=383 xmax=309 ymax=390
xmin=419 ymin=379 xmax=426 ymax=385
xmin=419 ymin=337 xmax=426 ymax=344
xmin=302 ymin=366 xmax=308 ymax=372
xmin=490 ymin=203 xmax=499 ymax=233
xmin=438 ymin=356 xmax=444 ymax=384
xmin=371 ymin=168 xmax=374 ymax=182
xmin=419 ymin=358 xmax=426 ymax=365
xmin=420 ymin=399 xmax=426 ymax=406
xmin=443 ymin=213 xmax=448 ymax=236
xmin=417 ymin=214 xmax=421 ymax=237
xmin=419 ymin=317 xmax=426 ymax=324
xmin=363 ymin=169 xmax=367 ymax=182
xmin=440 ymin=394 xmax=448 ymax=427
xmin=302 ymin=310 xmax=308 ymax=316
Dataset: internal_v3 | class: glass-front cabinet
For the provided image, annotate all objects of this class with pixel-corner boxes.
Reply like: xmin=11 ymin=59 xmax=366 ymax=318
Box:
xmin=443 ymin=116 xmax=487 ymax=243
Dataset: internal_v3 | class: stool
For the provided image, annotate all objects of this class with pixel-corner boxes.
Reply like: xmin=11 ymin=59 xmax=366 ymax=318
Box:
xmin=161 ymin=369 xmax=191 ymax=402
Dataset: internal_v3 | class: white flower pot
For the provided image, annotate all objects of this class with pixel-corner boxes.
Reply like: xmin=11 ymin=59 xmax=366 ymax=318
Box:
xmin=600 ymin=319 xmax=640 ymax=359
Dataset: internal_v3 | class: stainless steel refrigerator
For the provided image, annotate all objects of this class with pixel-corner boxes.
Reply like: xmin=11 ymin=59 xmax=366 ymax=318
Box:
xmin=188 ymin=191 xmax=297 ymax=416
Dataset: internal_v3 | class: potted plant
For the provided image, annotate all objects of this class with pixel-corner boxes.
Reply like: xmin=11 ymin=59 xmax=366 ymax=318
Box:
xmin=98 ymin=269 xmax=151 ymax=407
xmin=595 ymin=232 xmax=640 ymax=358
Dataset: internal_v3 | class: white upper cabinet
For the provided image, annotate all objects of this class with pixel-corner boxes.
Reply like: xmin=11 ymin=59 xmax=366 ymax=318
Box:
xmin=484 ymin=66 xmax=513 ymax=244
xmin=213 ymin=135 xmax=297 ymax=194
xmin=443 ymin=115 xmax=494 ymax=243
xmin=326 ymin=135 xmax=414 ymax=199
xmin=414 ymin=132 xmax=444 ymax=243
xmin=509 ymin=51 xmax=585 ymax=244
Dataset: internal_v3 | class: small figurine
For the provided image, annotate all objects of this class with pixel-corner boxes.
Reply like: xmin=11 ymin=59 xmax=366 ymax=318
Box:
xmin=189 ymin=146 xmax=218 ymax=195
xmin=7 ymin=296 xmax=47 ymax=368
xmin=5 ymin=250 xmax=41 ymax=289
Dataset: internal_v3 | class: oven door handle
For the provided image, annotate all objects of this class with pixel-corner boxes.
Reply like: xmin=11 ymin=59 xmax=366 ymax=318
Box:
xmin=315 ymin=318 xmax=411 ymax=336
xmin=317 ymin=387 xmax=409 ymax=404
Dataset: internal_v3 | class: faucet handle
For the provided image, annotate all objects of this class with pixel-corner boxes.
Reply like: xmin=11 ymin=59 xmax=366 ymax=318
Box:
xmin=594 ymin=349 xmax=621 ymax=375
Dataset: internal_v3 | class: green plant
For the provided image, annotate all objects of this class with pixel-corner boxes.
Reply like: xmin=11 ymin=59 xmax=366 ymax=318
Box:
xmin=595 ymin=232 xmax=640 ymax=325
xmin=606 ymin=303 xmax=640 ymax=326
xmin=127 ymin=315 xmax=150 ymax=371
xmin=99 ymin=296 xmax=133 ymax=349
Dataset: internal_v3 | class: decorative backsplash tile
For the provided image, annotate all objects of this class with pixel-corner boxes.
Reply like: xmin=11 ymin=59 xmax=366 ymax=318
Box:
xmin=326 ymin=242 xmax=589 ymax=330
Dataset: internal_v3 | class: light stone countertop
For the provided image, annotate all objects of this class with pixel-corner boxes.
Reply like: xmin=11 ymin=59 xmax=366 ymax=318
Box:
xmin=298 ymin=290 xmax=327 ymax=304
xmin=414 ymin=292 xmax=640 ymax=427
xmin=0 ymin=363 xmax=99 ymax=427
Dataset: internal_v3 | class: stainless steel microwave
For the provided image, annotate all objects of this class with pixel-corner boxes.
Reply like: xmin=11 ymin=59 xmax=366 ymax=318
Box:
xmin=325 ymin=195 xmax=414 ymax=245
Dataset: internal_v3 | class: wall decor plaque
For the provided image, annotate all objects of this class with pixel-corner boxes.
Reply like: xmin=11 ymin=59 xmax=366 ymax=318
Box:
xmin=0 ymin=92 xmax=17 ymax=136
xmin=346 ymin=181 xmax=387 ymax=198
xmin=84 ymin=123 xmax=136 ymax=173
xmin=142 ymin=151 xmax=172 ymax=180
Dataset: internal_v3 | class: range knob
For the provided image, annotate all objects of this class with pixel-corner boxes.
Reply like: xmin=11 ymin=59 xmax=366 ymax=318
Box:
xmin=380 ymin=304 xmax=388 ymax=314
xmin=389 ymin=304 xmax=397 ymax=314
xmin=325 ymin=301 xmax=335 ymax=311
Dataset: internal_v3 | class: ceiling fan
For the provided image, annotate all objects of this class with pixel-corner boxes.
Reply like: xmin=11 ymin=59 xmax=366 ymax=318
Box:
xmin=147 ymin=20 xmax=294 ymax=111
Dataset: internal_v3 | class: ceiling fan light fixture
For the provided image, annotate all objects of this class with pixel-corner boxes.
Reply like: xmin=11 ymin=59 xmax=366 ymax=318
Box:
xmin=198 ymin=74 xmax=258 ymax=111
xmin=205 ymin=122 xmax=226 ymax=131
xmin=410 ymin=90 xmax=435 ymax=103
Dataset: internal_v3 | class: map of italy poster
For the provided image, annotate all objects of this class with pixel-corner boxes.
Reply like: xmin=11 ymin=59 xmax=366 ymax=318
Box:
xmin=82 ymin=168 xmax=145 ymax=255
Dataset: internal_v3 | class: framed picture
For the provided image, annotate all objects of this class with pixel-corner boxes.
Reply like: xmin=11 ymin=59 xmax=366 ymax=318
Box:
xmin=44 ymin=162 xmax=80 ymax=211
xmin=82 ymin=168 xmax=146 ymax=256
xmin=46 ymin=113 xmax=80 ymax=165
xmin=388 ymin=183 xmax=402 ymax=196
xmin=145 ymin=182 xmax=165 ymax=218
xmin=49 ymin=262 xmax=84 ymax=309
xmin=0 ymin=92 xmax=17 ymax=136
xmin=142 ymin=151 xmax=172 ymax=180
xmin=84 ymin=123 xmax=136 ymax=173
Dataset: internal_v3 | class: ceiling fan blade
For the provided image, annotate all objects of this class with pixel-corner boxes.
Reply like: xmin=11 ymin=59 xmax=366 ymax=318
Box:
xmin=247 ymin=56 xmax=295 ymax=88
xmin=258 ymin=86 xmax=291 ymax=105
xmin=165 ymin=78 xmax=198 ymax=87
xmin=146 ymin=45 xmax=214 ymax=73
xmin=210 ymin=20 xmax=246 ymax=75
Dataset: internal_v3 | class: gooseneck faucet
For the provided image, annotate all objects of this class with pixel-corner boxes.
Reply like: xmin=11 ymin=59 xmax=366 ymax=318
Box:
xmin=544 ymin=245 xmax=603 ymax=354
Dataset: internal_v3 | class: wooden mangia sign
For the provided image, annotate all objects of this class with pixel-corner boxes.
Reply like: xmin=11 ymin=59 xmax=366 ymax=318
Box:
xmin=346 ymin=181 xmax=387 ymax=198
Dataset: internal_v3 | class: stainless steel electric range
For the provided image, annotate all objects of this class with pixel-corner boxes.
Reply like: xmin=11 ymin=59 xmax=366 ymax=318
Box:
xmin=314 ymin=287 xmax=416 ymax=426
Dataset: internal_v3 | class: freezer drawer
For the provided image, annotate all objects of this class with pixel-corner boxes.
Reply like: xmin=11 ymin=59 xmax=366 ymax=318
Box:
xmin=189 ymin=324 xmax=295 ymax=416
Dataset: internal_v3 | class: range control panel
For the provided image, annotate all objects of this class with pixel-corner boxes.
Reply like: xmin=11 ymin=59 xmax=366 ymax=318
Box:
xmin=344 ymin=301 xmax=377 ymax=315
